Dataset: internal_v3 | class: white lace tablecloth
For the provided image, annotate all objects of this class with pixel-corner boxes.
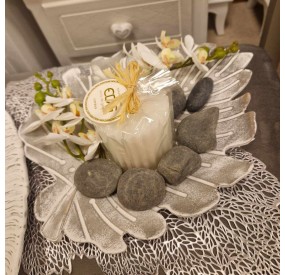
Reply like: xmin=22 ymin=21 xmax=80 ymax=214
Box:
xmin=6 ymin=66 xmax=280 ymax=275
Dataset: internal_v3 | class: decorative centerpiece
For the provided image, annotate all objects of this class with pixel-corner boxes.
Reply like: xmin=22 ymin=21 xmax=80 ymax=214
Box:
xmin=83 ymin=65 xmax=175 ymax=170
xmin=19 ymin=31 xmax=256 ymax=253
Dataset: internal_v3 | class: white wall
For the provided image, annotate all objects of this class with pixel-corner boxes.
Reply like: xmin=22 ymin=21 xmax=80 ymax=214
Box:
xmin=5 ymin=0 xmax=59 ymax=83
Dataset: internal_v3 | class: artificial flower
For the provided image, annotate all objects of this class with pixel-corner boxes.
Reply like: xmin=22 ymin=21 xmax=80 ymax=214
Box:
xmin=181 ymin=35 xmax=209 ymax=72
xmin=22 ymin=108 xmax=65 ymax=134
xmin=41 ymin=104 xmax=56 ymax=114
xmin=54 ymin=101 xmax=84 ymax=128
xmin=77 ymin=130 xmax=101 ymax=161
xmin=52 ymin=121 xmax=75 ymax=135
xmin=44 ymin=95 xmax=74 ymax=107
xmin=156 ymin=30 xmax=180 ymax=49
xmin=61 ymin=86 xmax=73 ymax=98
xmin=70 ymin=101 xmax=82 ymax=117
xmin=159 ymin=48 xmax=184 ymax=68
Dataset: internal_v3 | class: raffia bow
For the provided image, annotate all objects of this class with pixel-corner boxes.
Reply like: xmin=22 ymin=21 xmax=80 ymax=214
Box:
xmin=103 ymin=61 xmax=142 ymax=123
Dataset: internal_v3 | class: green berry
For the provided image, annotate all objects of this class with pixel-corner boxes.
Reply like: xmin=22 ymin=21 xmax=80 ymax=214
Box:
xmin=214 ymin=47 xmax=225 ymax=52
xmin=34 ymin=72 xmax=42 ymax=78
xmin=211 ymin=47 xmax=227 ymax=59
xmin=47 ymin=71 xmax=53 ymax=78
xmin=34 ymin=82 xmax=43 ymax=91
xmin=229 ymin=41 xmax=239 ymax=53
xmin=51 ymin=80 xmax=61 ymax=88
xmin=34 ymin=92 xmax=46 ymax=106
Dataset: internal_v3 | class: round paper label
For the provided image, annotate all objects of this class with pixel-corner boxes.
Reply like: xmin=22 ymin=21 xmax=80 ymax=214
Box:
xmin=83 ymin=79 xmax=126 ymax=123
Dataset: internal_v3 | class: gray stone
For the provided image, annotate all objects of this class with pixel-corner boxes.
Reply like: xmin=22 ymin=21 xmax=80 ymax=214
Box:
xmin=74 ymin=159 xmax=122 ymax=198
xmin=171 ymin=86 xmax=186 ymax=118
xmin=186 ymin=77 xmax=213 ymax=112
xmin=157 ymin=146 xmax=201 ymax=185
xmin=176 ymin=107 xmax=219 ymax=153
xmin=117 ymin=168 xmax=166 ymax=211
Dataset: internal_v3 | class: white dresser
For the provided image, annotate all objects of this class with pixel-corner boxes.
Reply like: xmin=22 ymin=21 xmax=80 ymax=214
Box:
xmin=23 ymin=0 xmax=208 ymax=65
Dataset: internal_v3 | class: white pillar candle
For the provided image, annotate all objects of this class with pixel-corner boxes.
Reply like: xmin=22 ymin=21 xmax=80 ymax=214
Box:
xmin=83 ymin=79 xmax=174 ymax=170
xmin=95 ymin=93 xmax=173 ymax=170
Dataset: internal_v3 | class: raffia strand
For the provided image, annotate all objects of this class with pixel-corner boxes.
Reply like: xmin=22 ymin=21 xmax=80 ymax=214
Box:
xmin=102 ymin=61 xmax=141 ymax=123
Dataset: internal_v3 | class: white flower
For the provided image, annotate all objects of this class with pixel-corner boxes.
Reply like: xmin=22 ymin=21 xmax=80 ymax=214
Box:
xmin=44 ymin=95 xmax=74 ymax=108
xmin=181 ymin=35 xmax=209 ymax=72
xmin=41 ymin=104 xmax=56 ymax=114
xmin=52 ymin=121 xmax=75 ymax=135
xmin=136 ymin=43 xmax=167 ymax=70
xmin=159 ymin=48 xmax=184 ymax=68
xmin=61 ymin=86 xmax=73 ymax=98
xmin=41 ymin=130 xmax=101 ymax=161
xmin=155 ymin=30 xmax=181 ymax=50
xmin=77 ymin=130 xmax=101 ymax=161
xmin=54 ymin=101 xmax=83 ymax=127
xmin=22 ymin=108 xmax=65 ymax=134
xmin=121 ymin=42 xmax=167 ymax=72
xmin=70 ymin=101 xmax=82 ymax=117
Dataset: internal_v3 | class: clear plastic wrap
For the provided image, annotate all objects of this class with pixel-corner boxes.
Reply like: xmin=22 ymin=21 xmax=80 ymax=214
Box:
xmin=83 ymin=69 xmax=177 ymax=170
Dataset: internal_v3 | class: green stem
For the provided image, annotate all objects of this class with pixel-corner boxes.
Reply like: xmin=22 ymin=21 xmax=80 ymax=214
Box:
xmin=76 ymin=144 xmax=85 ymax=159
xmin=35 ymin=74 xmax=49 ymax=85
xmin=46 ymin=81 xmax=51 ymax=93
xmin=43 ymin=91 xmax=56 ymax=97
xmin=63 ymin=140 xmax=84 ymax=161
xmin=170 ymin=59 xmax=194 ymax=71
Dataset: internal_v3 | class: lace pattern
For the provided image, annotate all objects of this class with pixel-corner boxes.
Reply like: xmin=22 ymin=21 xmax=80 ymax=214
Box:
xmin=6 ymin=67 xmax=280 ymax=275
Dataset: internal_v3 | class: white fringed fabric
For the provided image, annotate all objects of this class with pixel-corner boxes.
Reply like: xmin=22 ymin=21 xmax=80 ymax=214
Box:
xmin=5 ymin=111 xmax=29 ymax=275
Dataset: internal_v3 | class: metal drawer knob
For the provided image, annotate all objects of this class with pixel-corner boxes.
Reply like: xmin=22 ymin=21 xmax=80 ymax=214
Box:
xmin=111 ymin=22 xmax=133 ymax=40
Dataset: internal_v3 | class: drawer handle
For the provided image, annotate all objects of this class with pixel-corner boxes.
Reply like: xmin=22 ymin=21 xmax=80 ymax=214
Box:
xmin=111 ymin=22 xmax=133 ymax=40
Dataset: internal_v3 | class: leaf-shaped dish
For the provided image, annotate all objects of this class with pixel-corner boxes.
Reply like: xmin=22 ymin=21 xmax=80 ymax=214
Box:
xmin=19 ymin=52 xmax=256 ymax=253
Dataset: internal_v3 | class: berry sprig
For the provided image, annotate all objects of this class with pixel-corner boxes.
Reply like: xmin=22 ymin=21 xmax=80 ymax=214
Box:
xmin=170 ymin=41 xmax=239 ymax=71
xmin=33 ymin=71 xmax=61 ymax=106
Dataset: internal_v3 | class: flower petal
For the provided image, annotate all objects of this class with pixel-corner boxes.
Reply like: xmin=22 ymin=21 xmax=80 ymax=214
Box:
xmin=55 ymin=112 xmax=78 ymax=121
xmin=68 ymin=135 xmax=92 ymax=146
xmin=160 ymin=30 xmax=166 ymax=41
xmin=84 ymin=141 xmax=101 ymax=161
xmin=137 ymin=43 xmax=167 ymax=69
xmin=41 ymin=108 xmax=65 ymax=123
xmin=180 ymin=39 xmax=192 ymax=57
xmin=122 ymin=43 xmax=132 ymax=57
xmin=119 ymin=57 xmax=128 ymax=69
xmin=63 ymin=117 xmax=83 ymax=128
xmin=167 ymin=39 xmax=181 ymax=49
xmin=172 ymin=50 xmax=185 ymax=63
xmin=192 ymin=52 xmax=209 ymax=72
xmin=49 ymin=98 xmax=74 ymax=108
xmin=184 ymin=35 xmax=194 ymax=52
xmin=34 ymin=133 xmax=68 ymax=146
xmin=155 ymin=36 xmax=164 ymax=50
xmin=130 ymin=43 xmax=147 ymax=68
xmin=21 ymin=120 xmax=42 ymax=134
xmin=44 ymin=96 xmax=63 ymax=104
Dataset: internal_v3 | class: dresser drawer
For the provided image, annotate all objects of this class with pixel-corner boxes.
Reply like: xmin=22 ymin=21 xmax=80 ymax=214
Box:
xmin=24 ymin=0 xmax=208 ymax=65
xmin=60 ymin=1 xmax=180 ymax=51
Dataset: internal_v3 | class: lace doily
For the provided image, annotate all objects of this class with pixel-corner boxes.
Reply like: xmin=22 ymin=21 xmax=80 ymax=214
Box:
xmin=6 ymin=66 xmax=280 ymax=275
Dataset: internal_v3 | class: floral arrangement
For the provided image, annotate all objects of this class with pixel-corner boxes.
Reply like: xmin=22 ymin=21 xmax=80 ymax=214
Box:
xmin=23 ymin=71 xmax=102 ymax=161
xmin=24 ymin=31 xmax=239 ymax=161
